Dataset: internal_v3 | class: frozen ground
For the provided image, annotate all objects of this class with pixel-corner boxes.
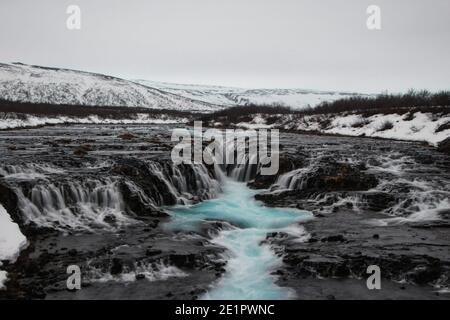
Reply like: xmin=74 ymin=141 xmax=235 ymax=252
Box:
xmin=232 ymin=111 xmax=450 ymax=145
xmin=0 ymin=113 xmax=188 ymax=130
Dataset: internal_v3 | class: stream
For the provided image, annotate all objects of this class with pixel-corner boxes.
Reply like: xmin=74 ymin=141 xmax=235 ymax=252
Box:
xmin=166 ymin=178 xmax=312 ymax=299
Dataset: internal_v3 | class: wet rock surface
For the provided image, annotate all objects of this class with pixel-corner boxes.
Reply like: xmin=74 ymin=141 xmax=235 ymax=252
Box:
xmin=1 ymin=222 xmax=226 ymax=300
xmin=438 ymin=137 xmax=450 ymax=155
xmin=264 ymin=211 xmax=450 ymax=299
xmin=251 ymin=133 xmax=450 ymax=299
xmin=0 ymin=124 xmax=224 ymax=299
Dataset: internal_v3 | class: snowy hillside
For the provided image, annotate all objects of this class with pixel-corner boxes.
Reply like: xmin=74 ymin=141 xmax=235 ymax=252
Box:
xmin=135 ymin=80 xmax=369 ymax=110
xmin=0 ymin=62 xmax=369 ymax=112
xmin=0 ymin=63 xmax=218 ymax=112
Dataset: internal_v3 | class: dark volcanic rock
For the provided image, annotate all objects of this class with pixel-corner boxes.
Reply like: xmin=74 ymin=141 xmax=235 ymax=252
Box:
xmin=321 ymin=235 xmax=346 ymax=242
xmin=248 ymin=154 xmax=306 ymax=189
xmin=255 ymin=161 xmax=379 ymax=212
xmin=1 ymin=124 xmax=450 ymax=300
xmin=299 ymin=161 xmax=378 ymax=192
xmin=438 ymin=137 xmax=450 ymax=155
xmin=0 ymin=181 xmax=23 ymax=226
xmin=118 ymin=132 xmax=138 ymax=140
xmin=268 ymin=211 xmax=450 ymax=298
xmin=73 ymin=144 xmax=93 ymax=157
xmin=110 ymin=258 xmax=123 ymax=275
xmin=360 ymin=192 xmax=396 ymax=212
xmin=112 ymin=158 xmax=178 ymax=207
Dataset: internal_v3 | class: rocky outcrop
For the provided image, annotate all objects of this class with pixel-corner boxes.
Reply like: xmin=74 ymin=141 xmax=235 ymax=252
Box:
xmin=0 ymin=223 xmax=227 ymax=300
xmin=255 ymin=160 xmax=379 ymax=212
xmin=0 ymin=181 xmax=22 ymax=226
xmin=438 ymin=137 xmax=450 ymax=155
xmin=248 ymin=153 xmax=306 ymax=189
xmin=296 ymin=160 xmax=378 ymax=193
xmin=112 ymin=158 xmax=178 ymax=207
xmin=265 ymin=211 xmax=450 ymax=298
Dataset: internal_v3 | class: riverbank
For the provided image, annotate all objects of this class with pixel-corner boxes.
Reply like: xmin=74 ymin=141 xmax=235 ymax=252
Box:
xmin=0 ymin=124 xmax=449 ymax=299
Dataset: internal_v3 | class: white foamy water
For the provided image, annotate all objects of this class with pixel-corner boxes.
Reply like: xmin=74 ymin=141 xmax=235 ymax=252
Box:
xmin=167 ymin=179 xmax=312 ymax=300
xmin=0 ymin=163 xmax=65 ymax=181
xmin=87 ymin=262 xmax=187 ymax=283
xmin=15 ymin=179 xmax=135 ymax=232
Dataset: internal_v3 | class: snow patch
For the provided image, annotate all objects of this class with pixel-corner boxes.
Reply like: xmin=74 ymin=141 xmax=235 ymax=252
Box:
xmin=0 ymin=204 xmax=27 ymax=263
xmin=0 ymin=204 xmax=28 ymax=290
xmin=0 ymin=113 xmax=188 ymax=130
xmin=231 ymin=111 xmax=450 ymax=145
xmin=323 ymin=112 xmax=450 ymax=145
xmin=0 ymin=271 xmax=7 ymax=290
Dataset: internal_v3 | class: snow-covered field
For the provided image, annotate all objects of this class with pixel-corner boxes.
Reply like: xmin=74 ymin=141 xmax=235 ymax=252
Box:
xmin=0 ymin=63 xmax=217 ymax=112
xmin=0 ymin=113 xmax=189 ymax=130
xmin=2 ymin=110 xmax=449 ymax=146
xmin=230 ymin=111 xmax=450 ymax=146
xmin=319 ymin=112 xmax=450 ymax=145
xmin=136 ymin=80 xmax=369 ymax=110
xmin=0 ymin=204 xmax=27 ymax=290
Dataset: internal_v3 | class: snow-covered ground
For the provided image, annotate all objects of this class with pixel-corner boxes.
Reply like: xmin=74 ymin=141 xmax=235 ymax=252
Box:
xmin=320 ymin=112 xmax=450 ymax=145
xmin=0 ymin=204 xmax=27 ymax=290
xmin=0 ymin=63 xmax=217 ymax=112
xmin=229 ymin=111 xmax=450 ymax=146
xmin=0 ymin=271 xmax=6 ymax=290
xmin=135 ymin=80 xmax=370 ymax=110
xmin=0 ymin=113 xmax=189 ymax=130
xmin=2 ymin=110 xmax=449 ymax=146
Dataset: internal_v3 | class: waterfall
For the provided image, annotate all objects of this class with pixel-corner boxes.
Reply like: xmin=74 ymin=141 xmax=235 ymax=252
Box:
xmin=1 ymin=129 xmax=276 ymax=232
xmin=0 ymin=163 xmax=65 ymax=180
xmin=4 ymin=159 xmax=222 ymax=231
xmin=146 ymin=161 xmax=221 ymax=205
xmin=272 ymin=168 xmax=309 ymax=191
xmin=15 ymin=178 xmax=132 ymax=231
xmin=209 ymin=131 xmax=263 ymax=182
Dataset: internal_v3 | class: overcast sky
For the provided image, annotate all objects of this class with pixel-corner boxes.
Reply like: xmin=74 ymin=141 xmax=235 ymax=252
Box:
xmin=0 ymin=0 xmax=449 ymax=93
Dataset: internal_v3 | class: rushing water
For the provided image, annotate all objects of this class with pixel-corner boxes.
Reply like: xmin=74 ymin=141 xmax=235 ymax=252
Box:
xmin=166 ymin=178 xmax=312 ymax=300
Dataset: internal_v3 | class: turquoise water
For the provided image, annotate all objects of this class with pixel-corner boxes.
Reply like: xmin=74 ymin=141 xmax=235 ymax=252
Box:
xmin=165 ymin=179 xmax=312 ymax=300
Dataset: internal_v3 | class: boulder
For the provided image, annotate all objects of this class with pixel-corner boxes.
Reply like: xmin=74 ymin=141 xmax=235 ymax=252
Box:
xmin=438 ymin=137 xmax=450 ymax=155
xmin=297 ymin=161 xmax=378 ymax=192
xmin=248 ymin=154 xmax=306 ymax=189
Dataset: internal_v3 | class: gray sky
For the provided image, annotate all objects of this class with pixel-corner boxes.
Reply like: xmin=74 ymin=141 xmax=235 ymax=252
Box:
xmin=0 ymin=0 xmax=449 ymax=93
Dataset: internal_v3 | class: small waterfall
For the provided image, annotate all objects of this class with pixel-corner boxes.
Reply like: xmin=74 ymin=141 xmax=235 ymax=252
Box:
xmin=147 ymin=162 xmax=189 ymax=204
xmin=0 ymin=163 xmax=64 ymax=180
xmin=273 ymin=168 xmax=308 ymax=191
xmin=210 ymin=131 xmax=264 ymax=182
xmin=372 ymin=178 xmax=450 ymax=225
xmin=146 ymin=161 xmax=221 ymax=205
xmin=4 ymin=159 xmax=223 ymax=231
xmin=0 ymin=203 xmax=28 ymax=262
xmin=15 ymin=178 xmax=133 ymax=231
xmin=1 ymin=129 xmax=279 ymax=232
